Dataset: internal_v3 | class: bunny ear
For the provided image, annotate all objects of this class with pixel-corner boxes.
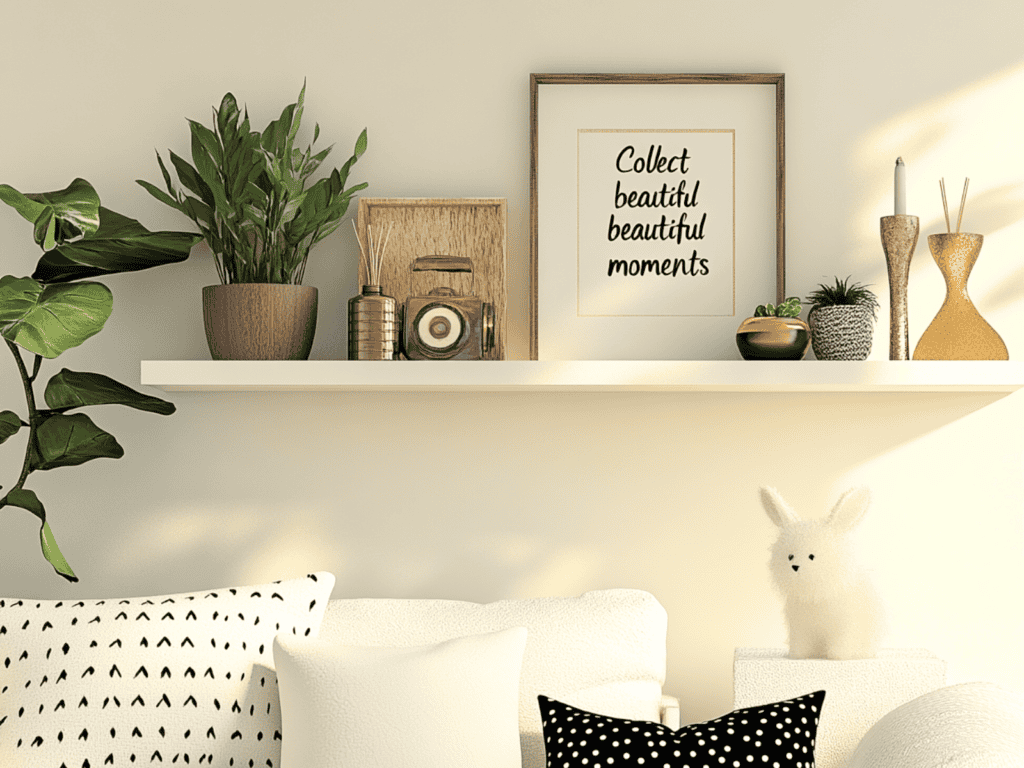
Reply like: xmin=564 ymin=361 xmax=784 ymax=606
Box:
xmin=827 ymin=487 xmax=872 ymax=531
xmin=759 ymin=486 xmax=801 ymax=527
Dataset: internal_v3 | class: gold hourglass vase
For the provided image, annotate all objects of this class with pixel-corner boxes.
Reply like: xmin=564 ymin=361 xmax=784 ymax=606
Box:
xmin=912 ymin=233 xmax=1008 ymax=360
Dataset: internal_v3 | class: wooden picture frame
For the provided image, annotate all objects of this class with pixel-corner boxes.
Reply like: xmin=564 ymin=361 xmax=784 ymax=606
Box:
xmin=529 ymin=73 xmax=785 ymax=361
xmin=356 ymin=198 xmax=507 ymax=360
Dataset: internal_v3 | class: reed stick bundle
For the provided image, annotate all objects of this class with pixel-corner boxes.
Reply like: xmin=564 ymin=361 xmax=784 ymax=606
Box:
xmin=352 ymin=220 xmax=394 ymax=287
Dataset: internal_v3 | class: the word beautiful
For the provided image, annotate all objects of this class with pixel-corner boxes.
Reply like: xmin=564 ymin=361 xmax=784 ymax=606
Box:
xmin=607 ymin=144 xmax=708 ymax=278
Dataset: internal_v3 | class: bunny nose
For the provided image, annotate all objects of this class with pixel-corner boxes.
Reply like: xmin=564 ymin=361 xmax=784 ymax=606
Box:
xmin=792 ymin=564 xmax=800 ymax=572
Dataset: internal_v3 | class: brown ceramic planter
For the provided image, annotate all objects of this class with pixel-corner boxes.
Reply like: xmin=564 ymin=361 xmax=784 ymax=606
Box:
xmin=202 ymin=284 xmax=318 ymax=360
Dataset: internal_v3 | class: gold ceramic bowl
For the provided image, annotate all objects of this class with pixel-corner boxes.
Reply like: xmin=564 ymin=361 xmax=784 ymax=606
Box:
xmin=736 ymin=316 xmax=810 ymax=360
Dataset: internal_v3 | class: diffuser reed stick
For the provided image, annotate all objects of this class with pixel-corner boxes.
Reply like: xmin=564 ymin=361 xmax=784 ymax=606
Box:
xmin=956 ymin=177 xmax=970 ymax=233
xmin=939 ymin=178 xmax=951 ymax=233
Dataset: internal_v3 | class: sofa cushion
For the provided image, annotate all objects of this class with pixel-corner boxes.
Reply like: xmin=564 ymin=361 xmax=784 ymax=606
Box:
xmin=848 ymin=682 xmax=1024 ymax=767
xmin=539 ymin=690 xmax=826 ymax=768
xmin=319 ymin=588 xmax=667 ymax=768
xmin=0 ymin=572 xmax=334 ymax=768
xmin=274 ymin=627 xmax=527 ymax=768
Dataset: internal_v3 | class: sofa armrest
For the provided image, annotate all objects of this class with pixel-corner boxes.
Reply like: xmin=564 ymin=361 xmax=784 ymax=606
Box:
xmin=660 ymin=694 xmax=680 ymax=729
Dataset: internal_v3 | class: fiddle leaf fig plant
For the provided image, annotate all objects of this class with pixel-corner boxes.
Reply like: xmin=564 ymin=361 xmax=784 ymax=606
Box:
xmin=0 ymin=177 xmax=200 ymax=581
xmin=137 ymin=81 xmax=368 ymax=285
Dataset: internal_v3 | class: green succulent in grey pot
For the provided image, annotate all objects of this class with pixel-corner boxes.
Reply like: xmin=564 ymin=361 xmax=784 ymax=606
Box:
xmin=805 ymin=276 xmax=880 ymax=360
xmin=137 ymin=82 xmax=368 ymax=360
xmin=0 ymin=178 xmax=201 ymax=581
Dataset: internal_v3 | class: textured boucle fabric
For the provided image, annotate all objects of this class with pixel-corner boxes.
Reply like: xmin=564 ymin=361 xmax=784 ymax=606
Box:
xmin=319 ymin=589 xmax=667 ymax=768
xmin=734 ymin=648 xmax=947 ymax=768
xmin=848 ymin=682 xmax=1024 ymax=767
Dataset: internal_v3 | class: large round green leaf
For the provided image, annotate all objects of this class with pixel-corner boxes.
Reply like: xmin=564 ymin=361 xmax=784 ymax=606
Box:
xmin=29 ymin=412 xmax=124 ymax=471
xmin=45 ymin=369 xmax=175 ymax=415
xmin=0 ymin=178 xmax=101 ymax=251
xmin=0 ymin=276 xmax=112 ymax=358
xmin=32 ymin=207 xmax=201 ymax=283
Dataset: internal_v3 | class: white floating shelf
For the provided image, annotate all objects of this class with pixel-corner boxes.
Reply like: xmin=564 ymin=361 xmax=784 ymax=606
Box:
xmin=140 ymin=360 xmax=1024 ymax=393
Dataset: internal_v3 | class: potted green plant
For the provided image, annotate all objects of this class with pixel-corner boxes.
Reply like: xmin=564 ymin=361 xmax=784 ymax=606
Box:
xmin=0 ymin=178 xmax=200 ymax=581
xmin=805 ymin=276 xmax=879 ymax=360
xmin=736 ymin=296 xmax=810 ymax=360
xmin=137 ymin=83 xmax=368 ymax=360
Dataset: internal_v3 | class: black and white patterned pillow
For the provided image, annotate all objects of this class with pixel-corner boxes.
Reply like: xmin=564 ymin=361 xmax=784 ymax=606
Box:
xmin=539 ymin=690 xmax=825 ymax=768
xmin=0 ymin=571 xmax=334 ymax=768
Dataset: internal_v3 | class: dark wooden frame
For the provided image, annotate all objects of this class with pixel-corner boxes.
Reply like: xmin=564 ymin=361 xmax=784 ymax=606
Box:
xmin=528 ymin=73 xmax=786 ymax=360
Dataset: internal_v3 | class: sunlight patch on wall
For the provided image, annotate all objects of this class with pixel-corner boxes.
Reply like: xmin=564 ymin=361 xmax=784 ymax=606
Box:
xmin=853 ymin=64 xmax=1024 ymax=358
xmin=512 ymin=544 xmax=605 ymax=598
xmin=117 ymin=503 xmax=344 ymax=590
xmin=834 ymin=393 xmax=1024 ymax=687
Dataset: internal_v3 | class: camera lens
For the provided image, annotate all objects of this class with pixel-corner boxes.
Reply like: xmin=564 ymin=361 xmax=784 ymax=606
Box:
xmin=428 ymin=315 xmax=451 ymax=340
xmin=416 ymin=306 xmax=464 ymax=351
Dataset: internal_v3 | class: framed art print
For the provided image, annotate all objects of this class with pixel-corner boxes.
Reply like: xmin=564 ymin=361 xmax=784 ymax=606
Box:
xmin=529 ymin=73 xmax=785 ymax=360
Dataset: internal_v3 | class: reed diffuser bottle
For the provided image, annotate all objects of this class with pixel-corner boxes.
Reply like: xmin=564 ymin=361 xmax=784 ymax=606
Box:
xmin=913 ymin=178 xmax=1008 ymax=360
xmin=348 ymin=222 xmax=397 ymax=360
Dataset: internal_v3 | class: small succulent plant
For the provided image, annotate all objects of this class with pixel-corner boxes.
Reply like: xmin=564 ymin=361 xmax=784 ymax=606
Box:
xmin=805 ymin=277 xmax=879 ymax=320
xmin=753 ymin=296 xmax=802 ymax=318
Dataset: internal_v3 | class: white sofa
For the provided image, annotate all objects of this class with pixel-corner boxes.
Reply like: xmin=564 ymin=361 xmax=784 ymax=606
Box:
xmin=0 ymin=576 xmax=676 ymax=768
xmin=316 ymin=588 xmax=679 ymax=768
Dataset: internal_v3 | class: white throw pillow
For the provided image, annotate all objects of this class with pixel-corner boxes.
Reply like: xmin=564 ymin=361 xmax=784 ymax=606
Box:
xmin=0 ymin=571 xmax=334 ymax=768
xmin=274 ymin=626 xmax=528 ymax=768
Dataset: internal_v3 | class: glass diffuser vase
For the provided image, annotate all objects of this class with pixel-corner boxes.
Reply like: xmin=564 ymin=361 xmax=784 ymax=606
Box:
xmin=912 ymin=233 xmax=1008 ymax=360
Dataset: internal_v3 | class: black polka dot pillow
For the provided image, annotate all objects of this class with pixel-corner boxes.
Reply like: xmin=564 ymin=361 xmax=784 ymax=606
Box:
xmin=539 ymin=690 xmax=825 ymax=768
xmin=0 ymin=572 xmax=334 ymax=768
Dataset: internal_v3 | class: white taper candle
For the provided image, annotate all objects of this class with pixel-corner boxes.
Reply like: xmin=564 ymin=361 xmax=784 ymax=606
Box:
xmin=894 ymin=157 xmax=906 ymax=215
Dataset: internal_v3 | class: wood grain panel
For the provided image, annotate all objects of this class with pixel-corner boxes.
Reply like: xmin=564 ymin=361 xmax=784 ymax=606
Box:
xmin=356 ymin=198 xmax=507 ymax=360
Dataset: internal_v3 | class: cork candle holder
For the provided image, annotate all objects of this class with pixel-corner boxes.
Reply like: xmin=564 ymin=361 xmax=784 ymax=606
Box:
xmin=880 ymin=214 xmax=919 ymax=360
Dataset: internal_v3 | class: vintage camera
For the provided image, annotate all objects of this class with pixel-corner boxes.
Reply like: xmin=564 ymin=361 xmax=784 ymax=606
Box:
xmin=400 ymin=256 xmax=495 ymax=360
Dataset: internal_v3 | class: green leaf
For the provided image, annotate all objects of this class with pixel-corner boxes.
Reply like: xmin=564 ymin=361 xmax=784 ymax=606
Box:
xmin=0 ymin=183 xmax=48 ymax=225
xmin=216 ymin=92 xmax=242 ymax=140
xmin=168 ymin=150 xmax=213 ymax=206
xmin=32 ymin=207 xmax=201 ymax=283
xmin=45 ymin=369 xmax=175 ymax=415
xmin=34 ymin=208 xmax=57 ymax=251
xmin=0 ymin=487 xmax=77 ymax=579
xmin=6 ymin=487 xmax=45 ymax=521
xmin=1 ymin=178 xmax=102 ymax=249
xmin=157 ymin=151 xmax=177 ymax=196
xmin=40 ymin=520 xmax=78 ymax=582
xmin=189 ymin=119 xmax=223 ymax=166
xmin=0 ymin=409 xmax=22 ymax=444
xmin=0 ymin=276 xmax=112 ymax=358
xmin=136 ymin=179 xmax=185 ymax=214
xmin=30 ymin=411 xmax=124 ymax=471
xmin=190 ymin=123 xmax=229 ymax=215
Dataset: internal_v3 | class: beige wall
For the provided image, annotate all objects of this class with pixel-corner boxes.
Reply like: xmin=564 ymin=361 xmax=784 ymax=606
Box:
xmin=1 ymin=0 xmax=1023 ymax=724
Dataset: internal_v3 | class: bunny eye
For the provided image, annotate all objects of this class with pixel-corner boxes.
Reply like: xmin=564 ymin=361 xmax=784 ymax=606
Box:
xmin=808 ymin=554 xmax=815 ymax=560
xmin=788 ymin=555 xmax=794 ymax=561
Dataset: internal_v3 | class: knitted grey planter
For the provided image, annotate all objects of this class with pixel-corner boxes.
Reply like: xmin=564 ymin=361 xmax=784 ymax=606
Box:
xmin=809 ymin=305 xmax=874 ymax=360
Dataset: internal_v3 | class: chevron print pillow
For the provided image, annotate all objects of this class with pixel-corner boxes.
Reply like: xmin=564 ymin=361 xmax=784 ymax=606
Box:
xmin=0 ymin=572 xmax=334 ymax=768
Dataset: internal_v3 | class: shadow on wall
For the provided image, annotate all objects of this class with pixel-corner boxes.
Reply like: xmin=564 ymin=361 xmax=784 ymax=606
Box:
xmin=849 ymin=62 xmax=1024 ymax=357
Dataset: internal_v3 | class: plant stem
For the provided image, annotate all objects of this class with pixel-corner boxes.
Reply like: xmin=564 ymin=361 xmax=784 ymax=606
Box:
xmin=0 ymin=340 xmax=39 ymax=506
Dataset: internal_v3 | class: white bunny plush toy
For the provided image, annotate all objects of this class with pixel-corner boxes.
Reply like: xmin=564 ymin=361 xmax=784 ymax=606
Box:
xmin=760 ymin=486 xmax=885 ymax=660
